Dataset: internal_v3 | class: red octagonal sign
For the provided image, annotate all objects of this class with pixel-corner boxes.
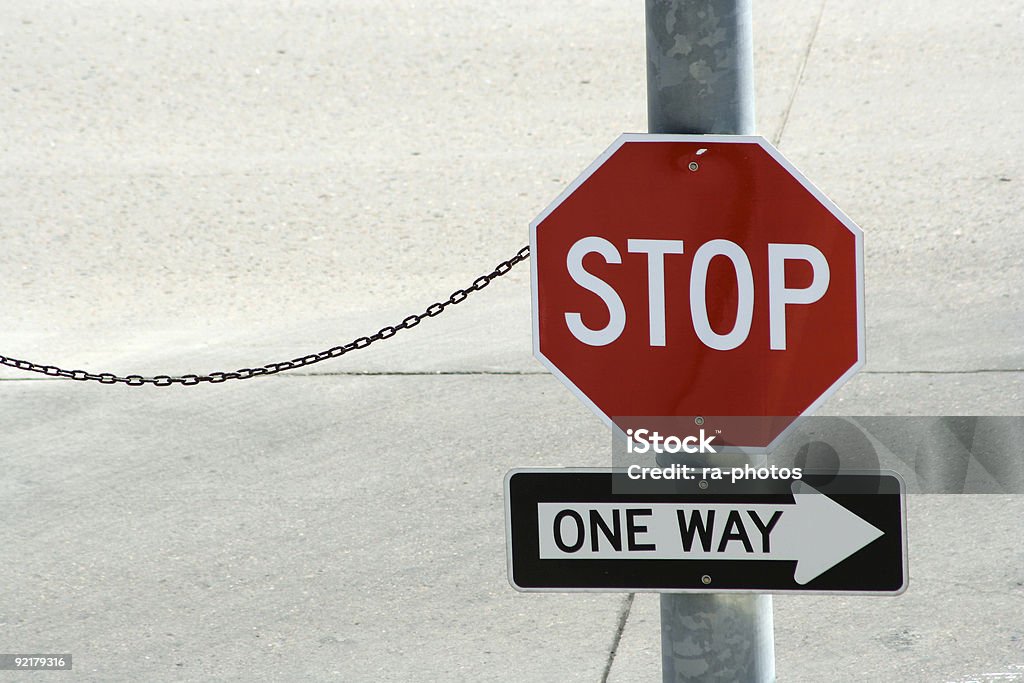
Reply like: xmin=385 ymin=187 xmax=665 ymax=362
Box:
xmin=531 ymin=135 xmax=864 ymax=450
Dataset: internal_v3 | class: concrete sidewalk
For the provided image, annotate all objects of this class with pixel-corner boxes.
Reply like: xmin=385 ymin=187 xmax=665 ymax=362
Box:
xmin=2 ymin=1 xmax=1021 ymax=681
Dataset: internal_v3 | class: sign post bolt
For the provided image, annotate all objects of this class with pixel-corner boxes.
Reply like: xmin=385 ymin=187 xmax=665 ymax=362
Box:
xmin=645 ymin=0 xmax=774 ymax=681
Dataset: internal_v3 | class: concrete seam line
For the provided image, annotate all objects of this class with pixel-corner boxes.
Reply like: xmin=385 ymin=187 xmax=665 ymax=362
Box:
xmin=859 ymin=369 xmax=1024 ymax=375
xmin=4 ymin=369 xmax=1024 ymax=382
xmin=773 ymin=0 xmax=828 ymax=147
xmin=0 ymin=371 xmax=547 ymax=380
xmin=600 ymin=592 xmax=636 ymax=683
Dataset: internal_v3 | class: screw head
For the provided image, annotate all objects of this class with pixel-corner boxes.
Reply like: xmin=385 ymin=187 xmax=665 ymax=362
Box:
xmin=688 ymin=161 xmax=699 ymax=172
xmin=694 ymin=416 xmax=705 ymax=426
xmin=701 ymin=574 xmax=712 ymax=585
xmin=698 ymin=480 xmax=709 ymax=490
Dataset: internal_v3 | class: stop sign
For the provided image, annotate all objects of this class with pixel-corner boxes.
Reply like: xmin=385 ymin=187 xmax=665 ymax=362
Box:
xmin=531 ymin=134 xmax=864 ymax=449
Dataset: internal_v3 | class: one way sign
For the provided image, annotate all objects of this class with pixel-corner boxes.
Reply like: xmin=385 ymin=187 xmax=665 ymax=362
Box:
xmin=505 ymin=469 xmax=906 ymax=593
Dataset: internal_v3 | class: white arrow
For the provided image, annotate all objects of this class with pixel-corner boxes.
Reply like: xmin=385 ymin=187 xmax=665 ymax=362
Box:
xmin=537 ymin=481 xmax=884 ymax=584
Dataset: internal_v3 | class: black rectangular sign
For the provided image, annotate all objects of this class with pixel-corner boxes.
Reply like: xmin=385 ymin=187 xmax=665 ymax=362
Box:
xmin=504 ymin=469 xmax=906 ymax=594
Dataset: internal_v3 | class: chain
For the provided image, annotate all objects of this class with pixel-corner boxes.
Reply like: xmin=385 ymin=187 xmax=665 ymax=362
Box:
xmin=0 ymin=245 xmax=530 ymax=386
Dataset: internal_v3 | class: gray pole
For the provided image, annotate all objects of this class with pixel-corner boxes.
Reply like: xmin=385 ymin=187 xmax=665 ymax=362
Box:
xmin=646 ymin=0 xmax=755 ymax=136
xmin=645 ymin=1 xmax=775 ymax=682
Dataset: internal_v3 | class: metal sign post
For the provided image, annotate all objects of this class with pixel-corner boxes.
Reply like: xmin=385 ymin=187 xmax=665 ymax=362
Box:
xmin=644 ymin=1 xmax=772 ymax=681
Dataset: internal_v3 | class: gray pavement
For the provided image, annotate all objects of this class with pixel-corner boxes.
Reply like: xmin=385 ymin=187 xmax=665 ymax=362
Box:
xmin=1 ymin=1 xmax=1022 ymax=681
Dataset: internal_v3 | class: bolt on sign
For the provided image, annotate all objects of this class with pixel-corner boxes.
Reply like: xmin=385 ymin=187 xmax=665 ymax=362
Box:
xmin=530 ymin=135 xmax=865 ymax=449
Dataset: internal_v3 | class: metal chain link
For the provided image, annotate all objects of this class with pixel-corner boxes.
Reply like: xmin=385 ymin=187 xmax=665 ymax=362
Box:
xmin=0 ymin=245 xmax=530 ymax=386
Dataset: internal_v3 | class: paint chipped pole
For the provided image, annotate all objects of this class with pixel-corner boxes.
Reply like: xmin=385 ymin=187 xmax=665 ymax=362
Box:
xmin=645 ymin=1 xmax=775 ymax=682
